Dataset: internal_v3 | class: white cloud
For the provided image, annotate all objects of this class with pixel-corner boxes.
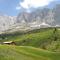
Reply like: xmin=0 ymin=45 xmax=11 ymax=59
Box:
xmin=16 ymin=6 xmax=21 ymax=10
xmin=16 ymin=0 xmax=54 ymax=10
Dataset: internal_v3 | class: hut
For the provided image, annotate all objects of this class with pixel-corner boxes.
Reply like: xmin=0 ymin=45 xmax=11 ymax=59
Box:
xmin=3 ymin=41 xmax=16 ymax=45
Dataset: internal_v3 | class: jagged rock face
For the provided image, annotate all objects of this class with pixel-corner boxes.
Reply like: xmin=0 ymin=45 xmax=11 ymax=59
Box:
xmin=0 ymin=15 xmax=17 ymax=31
xmin=0 ymin=4 xmax=60 ymax=32
xmin=53 ymin=4 xmax=60 ymax=25
xmin=17 ymin=4 xmax=60 ymax=27
xmin=17 ymin=8 xmax=55 ymax=26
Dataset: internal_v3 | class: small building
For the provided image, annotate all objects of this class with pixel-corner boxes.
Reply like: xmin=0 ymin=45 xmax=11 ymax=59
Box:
xmin=3 ymin=41 xmax=16 ymax=45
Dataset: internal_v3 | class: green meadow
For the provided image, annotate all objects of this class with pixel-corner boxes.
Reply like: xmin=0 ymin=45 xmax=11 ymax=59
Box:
xmin=0 ymin=28 xmax=60 ymax=60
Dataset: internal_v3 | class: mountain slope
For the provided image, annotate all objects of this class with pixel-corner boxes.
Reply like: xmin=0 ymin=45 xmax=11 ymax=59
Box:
xmin=0 ymin=4 xmax=60 ymax=32
xmin=0 ymin=45 xmax=60 ymax=60
xmin=0 ymin=28 xmax=60 ymax=52
xmin=17 ymin=4 xmax=60 ymax=27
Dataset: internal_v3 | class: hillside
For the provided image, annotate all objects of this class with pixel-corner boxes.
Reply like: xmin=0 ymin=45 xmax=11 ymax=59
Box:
xmin=0 ymin=28 xmax=60 ymax=52
xmin=0 ymin=28 xmax=60 ymax=60
xmin=0 ymin=45 xmax=60 ymax=60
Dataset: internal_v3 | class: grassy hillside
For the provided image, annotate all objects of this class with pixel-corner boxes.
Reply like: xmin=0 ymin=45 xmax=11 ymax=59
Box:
xmin=0 ymin=28 xmax=60 ymax=51
xmin=0 ymin=45 xmax=60 ymax=60
xmin=0 ymin=28 xmax=60 ymax=60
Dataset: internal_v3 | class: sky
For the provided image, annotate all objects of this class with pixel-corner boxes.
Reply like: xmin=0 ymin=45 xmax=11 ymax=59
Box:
xmin=0 ymin=0 xmax=59 ymax=16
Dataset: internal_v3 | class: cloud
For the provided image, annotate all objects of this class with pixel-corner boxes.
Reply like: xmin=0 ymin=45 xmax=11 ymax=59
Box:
xmin=16 ymin=0 xmax=54 ymax=10
xmin=16 ymin=6 xmax=21 ymax=10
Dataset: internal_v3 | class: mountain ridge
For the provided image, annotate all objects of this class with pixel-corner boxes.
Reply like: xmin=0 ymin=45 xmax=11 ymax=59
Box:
xmin=0 ymin=4 xmax=60 ymax=32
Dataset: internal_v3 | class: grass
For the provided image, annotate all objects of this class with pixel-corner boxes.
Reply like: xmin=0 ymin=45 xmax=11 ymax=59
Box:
xmin=0 ymin=28 xmax=60 ymax=51
xmin=0 ymin=28 xmax=60 ymax=60
xmin=0 ymin=45 xmax=60 ymax=60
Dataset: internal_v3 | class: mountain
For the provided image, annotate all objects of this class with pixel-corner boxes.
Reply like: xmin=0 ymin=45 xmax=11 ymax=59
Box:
xmin=0 ymin=4 xmax=60 ymax=33
xmin=17 ymin=4 xmax=60 ymax=27
xmin=0 ymin=15 xmax=17 ymax=32
xmin=17 ymin=8 xmax=54 ymax=27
